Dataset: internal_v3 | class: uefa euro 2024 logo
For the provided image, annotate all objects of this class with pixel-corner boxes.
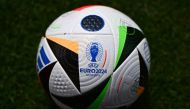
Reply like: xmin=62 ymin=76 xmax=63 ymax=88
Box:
xmin=80 ymin=42 xmax=107 ymax=76
xmin=86 ymin=42 xmax=103 ymax=62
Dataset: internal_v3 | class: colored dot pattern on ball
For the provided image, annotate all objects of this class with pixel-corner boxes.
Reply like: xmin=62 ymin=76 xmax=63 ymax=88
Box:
xmin=81 ymin=15 xmax=104 ymax=31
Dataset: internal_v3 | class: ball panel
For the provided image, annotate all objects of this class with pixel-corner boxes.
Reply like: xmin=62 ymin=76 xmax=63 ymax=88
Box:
xmin=47 ymin=36 xmax=79 ymax=54
xmin=137 ymin=50 xmax=148 ymax=88
xmin=46 ymin=6 xmax=113 ymax=36
xmin=92 ymin=5 xmax=143 ymax=66
xmin=38 ymin=62 xmax=56 ymax=96
xmin=101 ymin=38 xmax=150 ymax=109
xmin=46 ymin=11 xmax=78 ymax=36
xmin=136 ymin=38 xmax=151 ymax=72
xmin=114 ymin=27 xmax=144 ymax=71
xmin=115 ymin=26 xmax=127 ymax=69
xmin=78 ymin=35 xmax=114 ymax=93
xmin=49 ymin=62 xmax=80 ymax=97
xmin=93 ymin=6 xmax=142 ymax=32
xmin=36 ymin=37 xmax=57 ymax=72
xmin=88 ymin=78 xmax=112 ymax=109
xmin=47 ymin=38 xmax=80 ymax=92
xmin=103 ymin=49 xmax=140 ymax=108
xmin=50 ymin=77 xmax=110 ymax=109
xmin=45 ymin=34 xmax=115 ymax=94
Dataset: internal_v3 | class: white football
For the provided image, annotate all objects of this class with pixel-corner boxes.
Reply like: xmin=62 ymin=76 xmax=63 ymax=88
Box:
xmin=36 ymin=5 xmax=151 ymax=109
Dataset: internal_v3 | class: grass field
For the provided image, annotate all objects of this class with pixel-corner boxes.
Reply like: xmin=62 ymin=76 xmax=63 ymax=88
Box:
xmin=0 ymin=0 xmax=190 ymax=109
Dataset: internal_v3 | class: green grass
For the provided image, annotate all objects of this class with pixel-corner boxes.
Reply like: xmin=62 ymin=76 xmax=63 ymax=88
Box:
xmin=0 ymin=0 xmax=190 ymax=109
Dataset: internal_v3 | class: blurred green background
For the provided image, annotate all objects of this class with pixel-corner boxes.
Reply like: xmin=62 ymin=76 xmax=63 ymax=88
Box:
xmin=0 ymin=0 xmax=190 ymax=109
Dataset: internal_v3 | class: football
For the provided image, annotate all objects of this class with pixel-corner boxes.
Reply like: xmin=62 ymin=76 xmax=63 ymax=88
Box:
xmin=36 ymin=5 xmax=151 ymax=109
